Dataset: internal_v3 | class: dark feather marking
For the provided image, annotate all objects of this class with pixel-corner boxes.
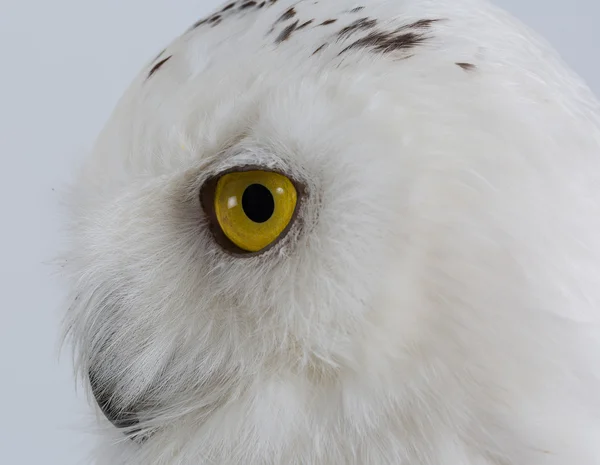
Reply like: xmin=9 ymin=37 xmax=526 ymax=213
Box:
xmin=209 ymin=15 xmax=222 ymax=23
xmin=339 ymin=30 xmax=427 ymax=56
xmin=191 ymin=18 xmax=208 ymax=29
xmin=389 ymin=18 xmax=443 ymax=37
xmin=337 ymin=17 xmax=377 ymax=40
xmin=275 ymin=19 xmax=299 ymax=43
xmin=406 ymin=18 xmax=441 ymax=29
xmin=276 ymin=7 xmax=296 ymax=23
xmin=349 ymin=7 xmax=365 ymax=13
xmin=147 ymin=55 xmax=172 ymax=79
xmin=222 ymin=2 xmax=236 ymax=11
xmin=456 ymin=62 xmax=477 ymax=71
xmin=297 ymin=20 xmax=314 ymax=30
xmin=320 ymin=19 xmax=337 ymax=25
xmin=240 ymin=1 xmax=257 ymax=8
xmin=312 ymin=43 xmax=328 ymax=55
xmin=258 ymin=1 xmax=266 ymax=7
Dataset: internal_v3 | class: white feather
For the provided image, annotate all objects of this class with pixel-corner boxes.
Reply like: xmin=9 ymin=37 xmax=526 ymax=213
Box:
xmin=62 ymin=0 xmax=600 ymax=463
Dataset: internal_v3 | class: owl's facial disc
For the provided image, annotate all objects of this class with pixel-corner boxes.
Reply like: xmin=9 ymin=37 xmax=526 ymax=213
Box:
xmin=200 ymin=166 xmax=305 ymax=256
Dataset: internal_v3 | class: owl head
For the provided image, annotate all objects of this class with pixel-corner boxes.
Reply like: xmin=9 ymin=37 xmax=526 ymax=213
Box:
xmin=63 ymin=1 xmax=600 ymax=463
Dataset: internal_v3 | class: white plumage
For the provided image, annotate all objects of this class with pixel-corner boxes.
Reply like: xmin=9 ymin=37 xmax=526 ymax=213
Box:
xmin=63 ymin=0 xmax=600 ymax=463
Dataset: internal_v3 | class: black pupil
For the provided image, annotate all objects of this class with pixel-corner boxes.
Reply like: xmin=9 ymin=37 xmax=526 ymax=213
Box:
xmin=242 ymin=184 xmax=275 ymax=223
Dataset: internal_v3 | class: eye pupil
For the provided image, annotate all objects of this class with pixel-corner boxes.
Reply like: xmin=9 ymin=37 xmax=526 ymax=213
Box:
xmin=242 ymin=184 xmax=275 ymax=223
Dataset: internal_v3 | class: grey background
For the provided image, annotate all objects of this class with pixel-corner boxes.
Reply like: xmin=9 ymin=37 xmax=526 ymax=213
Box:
xmin=0 ymin=1 xmax=597 ymax=464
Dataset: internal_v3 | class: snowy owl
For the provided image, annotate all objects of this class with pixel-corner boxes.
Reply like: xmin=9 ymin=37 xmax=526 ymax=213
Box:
xmin=63 ymin=0 xmax=600 ymax=463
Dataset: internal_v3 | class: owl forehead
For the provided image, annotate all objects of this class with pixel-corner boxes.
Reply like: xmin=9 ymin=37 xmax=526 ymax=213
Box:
xmin=141 ymin=0 xmax=445 ymax=87
xmin=97 ymin=0 xmax=489 ymax=185
xmin=118 ymin=2 xmax=436 ymax=152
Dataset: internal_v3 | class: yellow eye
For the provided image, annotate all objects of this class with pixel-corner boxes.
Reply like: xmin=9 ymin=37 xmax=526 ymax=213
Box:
xmin=202 ymin=170 xmax=299 ymax=253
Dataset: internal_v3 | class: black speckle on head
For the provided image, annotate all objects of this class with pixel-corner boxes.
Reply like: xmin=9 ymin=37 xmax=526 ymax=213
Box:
xmin=349 ymin=6 xmax=365 ymax=13
xmin=339 ymin=30 xmax=427 ymax=56
xmin=240 ymin=1 xmax=257 ymax=8
xmin=320 ymin=19 xmax=337 ymax=26
xmin=312 ymin=43 xmax=328 ymax=55
xmin=456 ymin=62 xmax=477 ymax=72
xmin=147 ymin=55 xmax=172 ymax=79
xmin=222 ymin=2 xmax=236 ymax=11
xmin=191 ymin=18 xmax=208 ymax=29
xmin=275 ymin=19 xmax=299 ymax=43
xmin=406 ymin=18 xmax=442 ymax=29
xmin=337 ymin=17 xmax=377 ymax=40
xmin=297 ymin=19 xmax=314 ymax=30
xmin=209 ymin=15 xmax=223 ymax=27
xmin=276 ymin=7 xmax=296 ymax=23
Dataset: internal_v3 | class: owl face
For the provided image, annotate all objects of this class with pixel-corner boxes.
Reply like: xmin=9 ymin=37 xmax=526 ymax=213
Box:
xmin=72 ymin=72 xmax=419 ymax=425
xmin=63 ymin=0 xmax=600 ymax=463
xmin=67 ymin=3 xmax=419 ymax=441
